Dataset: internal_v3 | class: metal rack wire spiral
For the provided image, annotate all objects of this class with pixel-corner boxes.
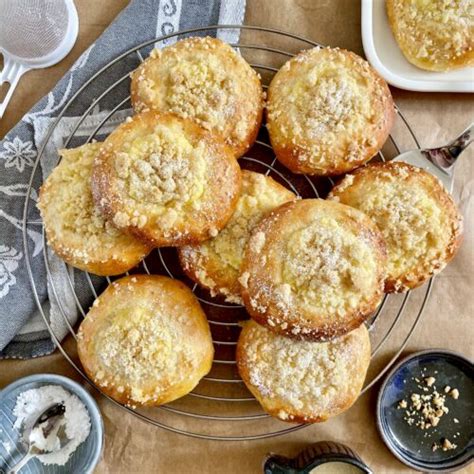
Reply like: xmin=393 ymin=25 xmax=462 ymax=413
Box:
xmin=22 ymin=25 xmax=433 ymax=441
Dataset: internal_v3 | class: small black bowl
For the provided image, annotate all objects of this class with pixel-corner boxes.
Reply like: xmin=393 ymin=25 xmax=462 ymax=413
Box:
xmin=377 ymin=349 xmax=474 ymax=472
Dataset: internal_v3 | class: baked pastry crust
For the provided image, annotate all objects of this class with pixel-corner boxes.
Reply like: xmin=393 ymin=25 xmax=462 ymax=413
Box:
xmin=179 ymin=170 xmax=296 ymax=304
xmin=240 ymin=199 xmax=386 ymax=341
xmin=328 ymin=162 xmax=463 ymax=292
xmin=131 ymin=36 xmax=264 ymax=158
xmin=77 ymin=275 xmax=214 ymax=407
xmin=38 ymin=143 xmax=151 ymax=276
xmin=266 ymin=47 xmax=395 ymax=176
xmin=237 ymin=320 xmax=371 ymax=423
xmin=92 ymin=111 xmax=242 ymax=247
xmin=386 ymin=0 xmax=474 ymax=72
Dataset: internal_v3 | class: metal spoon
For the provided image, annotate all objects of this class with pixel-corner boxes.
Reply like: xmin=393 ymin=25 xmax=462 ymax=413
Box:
xmin=393 ymin=122 xmax=473 ymax=192
xmin=8 ymin=403 xmax=70 ymax=474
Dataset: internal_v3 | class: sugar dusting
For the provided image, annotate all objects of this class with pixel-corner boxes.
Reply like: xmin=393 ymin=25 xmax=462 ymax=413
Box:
xmin=329 ymin=162 xmax=463 ymax=290
xmin=131 ymin=36 xmax=264 ymax=155
xmin=267 ymin=47 xmax=394 ymax=173
xmin=239 ymin=322 xmax=370 ymax=420
xmin=13 ymin=385 xmax=91 ymax=466
xmin=242 ymin=200 xmax=385 ymax=337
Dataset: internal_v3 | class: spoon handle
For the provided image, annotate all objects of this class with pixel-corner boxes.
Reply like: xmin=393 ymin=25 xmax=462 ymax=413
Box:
xmin=425 ymin=122 xmax=474 ymax=172
xmin=8 ymin=452 xmax=35 ymax=474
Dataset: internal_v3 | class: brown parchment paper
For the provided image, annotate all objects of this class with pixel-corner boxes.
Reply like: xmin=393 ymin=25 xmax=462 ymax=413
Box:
xmin=1 ymin=1 xmax=473 ymax=473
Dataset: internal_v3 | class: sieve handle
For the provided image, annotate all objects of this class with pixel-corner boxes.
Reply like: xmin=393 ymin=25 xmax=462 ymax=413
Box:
xmin=0 ymin=56 xmax=27 ymax=119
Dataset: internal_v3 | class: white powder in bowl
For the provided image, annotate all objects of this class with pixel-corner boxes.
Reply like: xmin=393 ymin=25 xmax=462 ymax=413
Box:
xmin=13 ymin=385 xmax=91 ymax=466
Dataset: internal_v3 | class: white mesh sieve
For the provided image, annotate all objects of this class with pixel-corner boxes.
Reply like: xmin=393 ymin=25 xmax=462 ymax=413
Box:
xmin=0 ymin=0 xmax=77 ymax=118
xmin=0 ymin=0 xmax=69 ymax=60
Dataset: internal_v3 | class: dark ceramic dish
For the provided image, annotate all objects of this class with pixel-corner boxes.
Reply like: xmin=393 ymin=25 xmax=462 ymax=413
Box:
xmin=377 ymin=349 xmax=474 ymax=472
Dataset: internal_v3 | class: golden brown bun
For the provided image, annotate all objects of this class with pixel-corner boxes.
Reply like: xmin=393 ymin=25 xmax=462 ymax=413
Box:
xmin=131 ymin=36 xmax=264 ymax=158
xmin=328 ymin=162 xmax=463 ymax=292
xmin=37 ymin=143 xmax=151 ymax=276
xmin=386 ymin=0 xmax=474 ymax=72
xmin=179 ymin=170 xmax=296 ymax=304
xmin=266 ymin=47 xmax=395 ymax=176
xmin=237 ymin=320 xmax=371 ymax=423
xmin=91 ymin=111 xmax=242 ymax=247
xmin=77 ymin=275 xmax=214 ymax=407
xmin=240 ymin=199 xmax=386 ymax=341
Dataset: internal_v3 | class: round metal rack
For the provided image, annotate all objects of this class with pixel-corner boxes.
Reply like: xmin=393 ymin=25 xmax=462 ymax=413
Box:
xmin=22 ymin=25 xmax=432 ymax=441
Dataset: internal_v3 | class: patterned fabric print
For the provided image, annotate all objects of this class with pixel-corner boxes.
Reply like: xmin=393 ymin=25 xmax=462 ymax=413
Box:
xmin=156 ymin=0 xmax=183 ymax=46
xmin=0 ymin=246 xmax=23 ymax=298
xmin=0 ymin=137 xmax=36 ymax=173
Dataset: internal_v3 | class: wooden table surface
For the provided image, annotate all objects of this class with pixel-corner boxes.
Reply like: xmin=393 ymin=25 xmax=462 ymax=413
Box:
xmin=1 ymin=1 xmax=473 ymax=473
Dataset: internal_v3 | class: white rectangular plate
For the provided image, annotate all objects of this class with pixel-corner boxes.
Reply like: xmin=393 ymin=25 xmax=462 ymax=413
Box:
xmin=361 ymin=0 xmax=474 ymax=93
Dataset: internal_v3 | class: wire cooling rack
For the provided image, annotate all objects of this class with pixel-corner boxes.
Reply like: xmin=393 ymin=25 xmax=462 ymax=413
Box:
xmin=22 ymin=25 xmax=433 ymax=441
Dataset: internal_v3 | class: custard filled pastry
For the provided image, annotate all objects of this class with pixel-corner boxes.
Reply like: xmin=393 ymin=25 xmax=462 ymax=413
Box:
xmin=92 ymin=111 xmax=241 ymax=247
xmin=386 ymin=0 xmax=474 ymax=72
xmin=131 ymin=36 xmax=264 ymax=158
xmin=38 ymin=143 xmax=151 ymax=276
xmin=328 ymin=162 xmax=463 ymax=292
xmin=77 ymin=275 xmax=214 ymax=407
xmin=237 ymin=320 xmax=371 ymax=423
xmin=240 ymin=199 xmax=386 ymax=341
xmin=266 ymin=47 xmax=395 ymax=176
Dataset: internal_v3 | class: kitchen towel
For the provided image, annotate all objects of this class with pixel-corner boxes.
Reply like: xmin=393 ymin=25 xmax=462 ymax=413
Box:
xmin=0 ymin=0 xmax=247 ymax=358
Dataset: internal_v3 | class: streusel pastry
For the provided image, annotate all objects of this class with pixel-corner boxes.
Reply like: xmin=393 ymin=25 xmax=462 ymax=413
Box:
xmin=179 ymin=170 xmax=296 ymax=304
xmin=386 ymin=0 xmax=474 ymax=72
xmin=266 ymin=47 xmax=395 ymax=176
xmin=131 ymin=36 xmax=264 ymax=158
xmin=77 ymin=275 xmax=214 ymax=407
xmin=328 ymin=162 xmax=463 ymax=292
xmin=92 ymin=111 xmax=241 ymax=247
xmin=240 ymin=199 xmax=386 ymax=341
xmin=237 ymin=320 xmax=371 ymax=423
xmin=38 ymin=143 xmax=151 ymax=276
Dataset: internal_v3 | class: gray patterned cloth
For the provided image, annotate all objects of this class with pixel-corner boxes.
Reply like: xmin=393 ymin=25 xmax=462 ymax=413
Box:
xmin=0 ymin=0 xmax=246 ymax=359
